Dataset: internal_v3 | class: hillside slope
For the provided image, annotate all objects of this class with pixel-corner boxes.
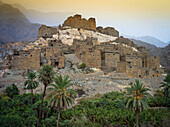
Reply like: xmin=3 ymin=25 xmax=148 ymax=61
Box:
xmin=131 ymin=39 xmax=170 ymax=70
xmin=11 ymin=3 xmax=73 ymax=26
xmin=123 ymin=34 xmax=168 ymax=47
xmin=0 ymin=3 xmax=41 ymax=44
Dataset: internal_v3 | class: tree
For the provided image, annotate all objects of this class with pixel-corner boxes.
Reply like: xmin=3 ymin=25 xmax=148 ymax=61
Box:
xmin=5 ymin=84 xmax=19 ymax=98
xmin=37 ymin=65 xmax=55 ymax=127
xmin=160 ymin=71 xmax=170 ymax=98
xmin=125 ymin=80 xmax=151 ymax=127
xmin=45 ymin=75 xmax=77 ymax=127
xmin=24 ymin=72 xmax=39 ymax=106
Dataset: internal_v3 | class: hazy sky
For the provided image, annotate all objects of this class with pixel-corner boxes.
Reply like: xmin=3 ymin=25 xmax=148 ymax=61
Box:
xmin=2 ymin=0 xmax=170 ymax=42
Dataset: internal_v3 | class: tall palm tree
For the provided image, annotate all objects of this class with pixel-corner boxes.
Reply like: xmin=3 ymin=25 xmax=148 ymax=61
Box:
xmin=45 ymin=75 xmax=77 ymax=127
xmin=125 ymin=80 xmax=151 ymax=127
xmin=24 ymin=72 xmax=39 ymax=106
xmin=37 ymin=65 xmax=55 ymax=127
xmin=160 ymin=72 xmax=170 ymax=98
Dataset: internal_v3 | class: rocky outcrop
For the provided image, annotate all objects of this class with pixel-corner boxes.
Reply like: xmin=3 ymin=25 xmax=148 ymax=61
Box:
xmin=38 ymin=25 xmax=59 ymax=39
xmin=96 ymin=26 xmax=119 ymax=37
xmin=62 ymin=14 xmax=96 ymax=31
xmin=52 ymin=28 xmax=117 ymax=45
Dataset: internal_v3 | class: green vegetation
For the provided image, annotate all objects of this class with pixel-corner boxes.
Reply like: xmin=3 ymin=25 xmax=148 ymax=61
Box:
xmin=5 ymin=84 xmax=19 ymax=98
xmin=45 ymin=75 xmax=77 ymax=127
xmin=37 ymin=65 xmax=55 ymax=127
xmin=125 ymin=80 xmax=151 ymax=127
xmin=80 ymin=63 xmax=86 ymax=69
xmin=160 ymin=71 xmax=170 ymax=98
xmin=24 ymin=72 xmax=39 ymax=106
xmin=0 ymin=67 xmax=169 ymax=127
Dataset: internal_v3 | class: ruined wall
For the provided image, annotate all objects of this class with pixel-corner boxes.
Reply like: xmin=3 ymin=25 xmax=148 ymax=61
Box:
xmin=11 ymin=49 xmax=41 ymax=71
xmin=104 ymin=52 xmax=120 ymax=68
xmin=96 ymin=26 xmax=119 ymax=37
xmin=38 ymin=25 xmax=59 ymax=38
xmin=121 ymin=56 xmax=142 ymax=67
xmin=63 ymin=14 xmax=96 ymax=31
xmin=146 ymin=56 xmax=160 ymax=69
xmin=45 ymin=46 xmax=64 ymax=68
xmin=81 ymin=49 xmax=101 ymax=68
xmin=115 ymin=37 xmax=134 ymax=47
xmin=117 ymin=62 xmax=126 ymax=73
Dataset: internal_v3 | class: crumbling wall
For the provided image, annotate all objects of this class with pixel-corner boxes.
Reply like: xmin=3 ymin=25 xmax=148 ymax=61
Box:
xmin=63 ymin=14 xmax=96 ymax=31
xmin=104 ymin=52 xmax=120 ymax=68
xmin=146 ymin=56 xmax=160 ymax=69
xmin=38 ymin=25 xmax=59 ymax=38
xmin=11 ymin=49 xmax=41 ymax=72
xmin=96 ymin=26 xmax=119 ymax=37
xmin=81 ymin=49 xmax=101 ymax=68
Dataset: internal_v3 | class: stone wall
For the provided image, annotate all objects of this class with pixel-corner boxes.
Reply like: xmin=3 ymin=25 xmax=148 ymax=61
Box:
xmin=81 ymin=49 xmax=101 ymax=68
xmin=38 ymin=25 xmax=59 ymax=38
xmin=62 ymin=14 xmax=96 ymax=31
xmin=11 ymin=49 xmax=41 ymax=72
xmin=96 ymin=26 xmax=119 ymax=37
xmin=103 ymin=52 xmax=120 ymax=68
xmin=146 ymin=56 xmax=160 ymax=69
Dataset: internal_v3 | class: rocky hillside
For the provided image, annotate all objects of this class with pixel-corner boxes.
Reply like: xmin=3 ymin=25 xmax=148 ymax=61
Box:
xmin=159 ymin=44 xmax=170 ymax=71
xmin=131 ymin=39 xmax=170 ymax=71
xmin=0 ymin=3 xmax=41 ymax=44
xmin=131 ymin=39 xmax=160 ymax=56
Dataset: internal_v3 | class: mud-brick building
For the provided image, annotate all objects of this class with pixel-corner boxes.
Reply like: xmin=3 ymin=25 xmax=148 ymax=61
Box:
xmin=11 ymin=49 xmax=41 ymax=71
xmin=11 ymin=39 xmax=65 ymax=72
xmin=73 ymin=37 xmax=164 ymax=78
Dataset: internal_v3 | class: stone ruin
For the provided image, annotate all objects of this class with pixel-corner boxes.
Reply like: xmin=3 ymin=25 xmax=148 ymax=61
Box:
xmin=0 ymin=14 xmax=164 ymax=78
xmin=62 ymin=14 xmax=96 ymax=31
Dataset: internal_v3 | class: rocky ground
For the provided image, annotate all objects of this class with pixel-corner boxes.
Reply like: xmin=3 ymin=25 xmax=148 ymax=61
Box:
xmin=0 ymin=54 xmax=166 ymax=98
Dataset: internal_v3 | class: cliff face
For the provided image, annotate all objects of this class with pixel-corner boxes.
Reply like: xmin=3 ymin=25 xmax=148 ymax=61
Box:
xmin=0 ymin=3 xmax=41 ymax=44
xmin=62 ymin=14 xmax=96 ymax=31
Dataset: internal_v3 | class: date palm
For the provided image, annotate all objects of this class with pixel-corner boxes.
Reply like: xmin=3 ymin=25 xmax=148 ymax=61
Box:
xmin=37 ymin=65 xmax=55 ymax=127
xmin=45 ymin=75 xmax=77 ymax=127
xmin=24 ymin=72 xmax=39 ymax=106
xmin=125 ymin=80 xmax=151 ymax=127
xmin=160 ymin=72 xmax=170 ymax=98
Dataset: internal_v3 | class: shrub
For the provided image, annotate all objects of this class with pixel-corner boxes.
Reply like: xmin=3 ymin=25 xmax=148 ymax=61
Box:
xmin=5 ymin=84 xmax=19 ymax=98
xmin=0 ymin=114 xmax=25 ymax=127
xmin=80 ymin=63 xmax=86 ymax=69
xmin=148 ymin=96 xmax=170 ymax=107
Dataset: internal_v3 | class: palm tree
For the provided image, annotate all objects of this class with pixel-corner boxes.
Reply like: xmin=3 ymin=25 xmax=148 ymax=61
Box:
xmin=24 ymin=72 xmax=39 ymax=106
xmin=125 ymin=80 xmax=151 ymax=127
xmin=45 ymin=75 xmax=77 ymax=127
xmin=37 ymin=65 xmax=55 ymax=127
xmin=160 ymin=72 xmax=170 ymax=98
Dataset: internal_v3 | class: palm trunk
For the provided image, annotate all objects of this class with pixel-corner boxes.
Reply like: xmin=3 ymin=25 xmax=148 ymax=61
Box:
xmin=45 ymin=106 xmax=49 ymax=119
xmin=136 ymin=110 xmax=139 ymax=127
xmin=31 ymin=89 xmax=33 ymax=107
xmin=57 ymin=104 xmax=61 ymax=127
xmin=37 ymin=85 xmax=47 ymax=127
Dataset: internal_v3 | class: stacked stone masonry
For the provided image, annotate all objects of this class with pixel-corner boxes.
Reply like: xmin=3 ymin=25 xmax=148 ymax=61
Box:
xmin=2 ymin=14 xmax=164 ymax=78
xmin=63 ymin=14 xmax=96 ymax=31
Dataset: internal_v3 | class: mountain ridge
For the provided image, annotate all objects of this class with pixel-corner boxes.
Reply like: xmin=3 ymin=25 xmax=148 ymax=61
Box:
xmin=122 ymin=34 xmax=168 ymax=48
xmin=11 ymin=3 xmax=73 ymax=26
xmin=0 ymin=3 xmax=41 ymax=44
